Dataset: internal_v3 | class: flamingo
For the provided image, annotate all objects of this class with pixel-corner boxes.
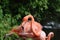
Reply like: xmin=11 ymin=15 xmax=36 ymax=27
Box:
xmin=4 ymin=15 xmax=54 ymax=40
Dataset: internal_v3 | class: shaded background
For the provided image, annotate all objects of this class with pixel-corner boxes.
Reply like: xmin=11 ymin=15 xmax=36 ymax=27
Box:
xmin=0 ymin=0 xmax=60 ymax=40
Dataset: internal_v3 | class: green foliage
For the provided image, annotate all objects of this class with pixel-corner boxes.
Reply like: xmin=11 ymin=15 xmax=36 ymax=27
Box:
xmin=0 ymin=0 xmax=60 ymax=40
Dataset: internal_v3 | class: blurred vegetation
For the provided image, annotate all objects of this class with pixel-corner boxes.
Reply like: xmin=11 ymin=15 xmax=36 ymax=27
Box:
xmin=0 ymin=0 xmax=60 ymax=40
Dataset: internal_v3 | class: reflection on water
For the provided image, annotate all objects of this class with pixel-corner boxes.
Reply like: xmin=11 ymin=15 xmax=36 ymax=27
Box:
xmin=42 ymin=21 xmax=60 ymax=29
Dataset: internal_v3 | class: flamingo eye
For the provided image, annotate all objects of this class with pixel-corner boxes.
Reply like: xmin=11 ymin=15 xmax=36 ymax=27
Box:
xmin=22 ymin=26 xmax=24 ymax=30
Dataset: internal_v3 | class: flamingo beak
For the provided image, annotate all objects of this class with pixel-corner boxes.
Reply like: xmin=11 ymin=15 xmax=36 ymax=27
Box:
xmin=3 ymin=32 xmax=13 ymax=39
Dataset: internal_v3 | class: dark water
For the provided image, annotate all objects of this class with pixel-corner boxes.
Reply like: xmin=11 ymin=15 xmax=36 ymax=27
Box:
xmin=43 ymin=28 xmax=60 ymax=40
xmin=41 ymin=21 xmax=60 ymax=40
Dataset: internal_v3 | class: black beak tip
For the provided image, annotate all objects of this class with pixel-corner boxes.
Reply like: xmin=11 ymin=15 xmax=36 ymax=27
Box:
xmin=3 ymin=34 xmax=7 ymax=39
xmin=3 ymin=34 xmax=9 ymax=39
